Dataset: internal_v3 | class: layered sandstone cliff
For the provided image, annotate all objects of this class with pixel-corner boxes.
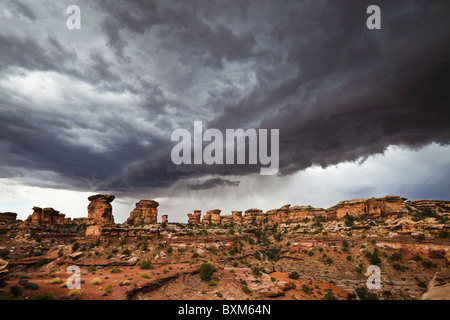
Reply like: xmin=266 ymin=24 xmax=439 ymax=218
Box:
xmin=127 ymin=200 xmax=159 ymax=225
xmin=185 ymin=196 xmax=438 ymax=226
xmin=85 ymin=194 xmax=115 ymax=237
xmin=26 ymin=207 xmax=68 ymax=226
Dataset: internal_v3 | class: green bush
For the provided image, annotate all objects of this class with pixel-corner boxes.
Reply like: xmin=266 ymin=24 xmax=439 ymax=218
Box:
xmin=199 ymin=262 xmax=214 ymax=282
xmin=139 ymin=259 xmax=154 ymax=270
xmin=110 ymin=268 xmax=122 ymax=273
xmin=242 ymin=285 xmax=251 ymax=294
xmin=49 ymin=277 xmax=62 ymax=285
xmin=355 ymin=286 xmax=379 ymax=300
xmin=322 ymin=289 xmax=337 ymax=300
xmin=208 ymin=280 xmax=217 ymax=287
xmin=90 ymin=278 xmax=102 ymax=285
xmin=9 ymin=286 xmax=23 ymax=298
xmin=33 ymin=292 xmax=55 ymax=300
xmin=68 ymin=289 xmax=81 ymax=299
xmin=141 ymin=274 xmax=151 ymax=279
xmin=288 ymin=271 xmax=300 ymax=280
xmin=87 ymin=265 xmax=96 ymax=273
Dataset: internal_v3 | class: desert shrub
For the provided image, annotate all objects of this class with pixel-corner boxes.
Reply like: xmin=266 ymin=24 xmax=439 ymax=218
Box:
xmin=71 ymin=242 xmax=80 ymax=252
xmin=438 ymin=230 xmax=449 ymax=239
xmin=417 ymin=281 xmax=427 ymax=288
xmin=252 ymin=266 xmax=262 ymax=277
xmin=90 ymin=278 xmax=102 ymax=285
xmin=288 ymin=271 xmax=300 ymax=280
xmin=322 ymin=289 xmax=337 ymax=300
xmin=199 ymin=262 xmax=214 ymax=282
xmin=35 ymin=258 xmax=49 ymax=267
xmin=192 ymin=252 xmax=199 ymax=259
xmin=412 ymin=255 xmax=423 ymax=261
xmin=119 ymin=280 xmax=131 ymax=286
xmin=110 ymin=268 xmax=122 ymax=273
xmin=393 ymin=263 xmax=407 ymax=272
xmin=216 ymin=291 xmax=223 ymax=298
xmin=365 ymin=249 xmax=381 ymax=265
xmin=9 ymin=286 xmax=23 ymax=298
xmin=122 ymin=248 xmax=131 ymax=256
xmin=208 ymin=280 xmax=217 ymax=287
xmin=68 ymin=289 xmax=81 ymax=299
xmin=49 ymin=277 xmax=62 ymax=285
xmin=22 ymin=281 xmax=39 ymax=291
xmin=242 ymin=285 xmax=251 ymax=294
xmin=104 ymin=284 xmax=112 ymax=293
xmin=33 ymin=292 xmax=55 ymax=300
xmin=141 ymin=274 xmax=151 ymax=279
xmin=422 ymin=259 xmax=437 ymax=269
xmin=87 ymin=265 xmax=96 ymax=273
xmin=139 ymin=259 xmax=154 ymax=270
xmin=302 ymin=284 xmax=311 ymax=294
xmin=389 ymin=252 xmax=402 ymax=261
xmin=355 ymin=286 xmax=379 ymax=300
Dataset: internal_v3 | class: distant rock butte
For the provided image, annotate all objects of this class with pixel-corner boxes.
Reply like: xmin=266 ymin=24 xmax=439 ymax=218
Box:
xmin=25 ymin=207 xmax=68 ymax=226
xmin=0 ymin=212 xmax=17 ymax=222
xmin=126 ymin=199 xmax=159 ymax=225
xmin=85 ymin=194 xmax=116 ymax=237
xmin=187 ymin=196 xmax=450 ymax=226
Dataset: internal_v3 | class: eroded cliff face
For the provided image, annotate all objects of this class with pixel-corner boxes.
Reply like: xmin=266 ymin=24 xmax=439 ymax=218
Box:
xmin=185 ymin=196 xmax=445 ymax=227
xmin=26 ymin=207 xmax=68 ymax=226
xmin=0 ymin=212 xmax=17 ymax=222
xmin=127 ymin=200 xmax=159 ymax=225
xmin=85 ymin=194 xmax=115 ymax=237
xmin=327 ymin=196 xmax=408 ymax=220
xmin=421 ymin=250 xmax=450 ymax=300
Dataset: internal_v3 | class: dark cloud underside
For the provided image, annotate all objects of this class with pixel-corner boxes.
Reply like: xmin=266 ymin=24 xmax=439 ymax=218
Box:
xmin=0 ymin=0 xmax=449 ymax=195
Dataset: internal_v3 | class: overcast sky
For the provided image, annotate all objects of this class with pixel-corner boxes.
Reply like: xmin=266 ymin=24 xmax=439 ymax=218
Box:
xmin=1 ymin=0 xmax=449 ymax=223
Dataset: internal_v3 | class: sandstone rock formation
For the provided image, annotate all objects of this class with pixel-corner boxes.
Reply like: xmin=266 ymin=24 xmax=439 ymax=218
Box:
xmin=87 ymin=194 xmax=115 ymax=225
xmin=26 ymin=207 xmax=68 ymax=226
xmin=421 ymin=250 xmax=450 ymax=300
xmin=202 ymin=209 xmax=221 ymax=225
xmin=0 ymin=258 xmax=8 ymax=287
xmin=327 ymin=196 xmax=408 ymax=220
xmin=185 ymin=196 xmax=416 ymax=226
xmin=0 ymin=212 xmax=17 ymax=222
xmin=85 ymin=194 xmax=115 ymax=237
xmin=188 ymin=210 xmax=202 ymax=224
xmin=127 ymin=200 xmax=159 ymax=225
xmin=407 ymin=200 xmax=450 ymax=213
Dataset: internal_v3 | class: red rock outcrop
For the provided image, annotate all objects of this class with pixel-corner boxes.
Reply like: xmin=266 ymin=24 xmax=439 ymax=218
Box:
xmin=162 ymin=215 xmax=168 ymax=224
xmin=0 ymin=212 xmax=17 ymax=222
xmin=127 ymin=200 xmax=159 ymax=225
xmin=26 ymin=207 xmax=68 ymax=226
xmin=0 ymin=259 xmax=8 ymax=287
xmin=87 ymin=194 xmax=115 ymax=225
xmin=327 ymin=196 xmax=408 ymax=220
xmin=202 ymin=209 xmax=221 ymax=225
xmin=407 ymin=200 xmax=450 ymax=213
xmin=85 ymin=194 xmax=115 ymax=237
xmin=188 ymin=210 xmax=202 ymax=224
xmin=185 ymin=196 xmax=417 ymax=226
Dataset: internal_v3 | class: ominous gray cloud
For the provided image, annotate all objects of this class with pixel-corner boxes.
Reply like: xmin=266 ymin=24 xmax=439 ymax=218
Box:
xmin=0 ymin=0 xmax=449 ymax=202
xmin=188 ymin=178 xmax=240 ymax=190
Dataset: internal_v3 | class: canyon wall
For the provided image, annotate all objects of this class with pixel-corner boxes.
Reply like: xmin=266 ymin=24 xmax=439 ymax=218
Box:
xmin=186 ymin=196 xmax=446 ymax=226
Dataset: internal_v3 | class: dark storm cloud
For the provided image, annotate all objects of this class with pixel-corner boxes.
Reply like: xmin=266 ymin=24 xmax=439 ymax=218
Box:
xmin=0 ymin=0 xmax=449 ymax=195
xmin=188 ymin=178 xmax=240 ymax=190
